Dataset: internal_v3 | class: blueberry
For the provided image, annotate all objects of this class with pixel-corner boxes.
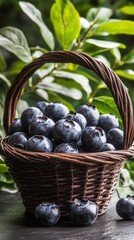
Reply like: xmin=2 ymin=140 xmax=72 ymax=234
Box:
xmin=8 ymin=118 xmax=24 ymax=134
xmin=25 ymin=135 xmax=53 ymax=152
xmin=35 ymin=101 xmax=49 ymax=114
xmin=116 ymin=195 xmax=134 ymax=220
xmin=35 ymin=202 xmax=60 ymax=226
xmin=8 ymin=132 xmax=28 ymax=149
xmin=81 ymin=126 xmax=106 ymax=152
xmin=76 ymin=139 xmax=84 ymax=153
xmin=98 ymin=113 xmax=119 ymax=133
xmin=21 ymin=107 xmax=43 ymax=132
xmin=70 ymin=199 xmax=98 ymax=226
xmin=29 ymin=116 xmax=55 ymax=139
xmin=63 ymin=111 xmax=87 ymax=131
xmin=77 ymin=104 xmax=100 ymax=126
xmin=52 ymin=119 xmax=82 ymax=144
xmin=54 ymin=143 xmax=79 ymax=153
xmin=44 ymin=102 xmax=69 ymax=122
xmin=107 ymin=128 xmax=124 ymax=150
xmin=100 ymin=143 xmax=115 ymax=152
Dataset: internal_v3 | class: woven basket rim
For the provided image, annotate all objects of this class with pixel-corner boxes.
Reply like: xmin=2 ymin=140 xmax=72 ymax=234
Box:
xmin=0 ymin=137 xmax=134 ymax=166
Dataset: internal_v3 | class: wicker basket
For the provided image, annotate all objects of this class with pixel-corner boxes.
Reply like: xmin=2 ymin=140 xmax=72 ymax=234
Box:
xmin=0 ymin=51 xmax=134 ymax=218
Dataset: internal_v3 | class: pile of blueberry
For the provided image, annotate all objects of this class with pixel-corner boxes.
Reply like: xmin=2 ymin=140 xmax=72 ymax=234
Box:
xmin=8 ymin=101 xmax=124 ymax=153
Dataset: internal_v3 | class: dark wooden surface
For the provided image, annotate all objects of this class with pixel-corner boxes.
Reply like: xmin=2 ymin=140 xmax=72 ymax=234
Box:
xmin=0 ymin=191 xmax=133 ymax=240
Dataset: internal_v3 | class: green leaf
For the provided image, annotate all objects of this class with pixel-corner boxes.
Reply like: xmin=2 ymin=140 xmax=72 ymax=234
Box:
xmin=117 ymin=168 xmax=134 ymax=198
xmin=119 ymin=6 xmax=134 ymax=15
xmin=93 ymin=96 xmax=122 ymax=123
xmin=0 ymin=27 xmax=32 ymax=63
xmin=87 ymin=7 xmax=113 ymax=23
xmin=110 ymin=48 xmax=121 ymax=62
xmin=0 ymin=164 xmax=9 ymax=174
xmin=95 ymin=55 xmax=111 ymax=67
xmin=67 ymin=63 xmax=79 ymax=71
xmin=0 ymin=184 xmax=18 ymax=193
xmin=17 ymin=99 xmax=29 ymax=116
xmin=80 ymin=17 xmax=90 ymax=29
xmin=0 ymin=74 xmax=11 ymax=87
xmin=43 ymin=83 xmax=82 ymax=100
xmin=115 ymin=69 xmax=134 ymax=80
xmin=0 ymin=51 xmax=6 ymax=72
xmin=95 ymin=20 xmax=134 ymax=36
xmin=0 ymin=156 xmax=5 ymax=163
xmin=123 ymin=51 xmax=134 ymax=64
xmin=35 ymin=89 xmax=49 ymax=101
xmin=52 ymin=70 xmax=92 ymax=95
xmin=8 ymin=60 xmax=27 ymax=76
xmin=19 ymin=1 xmax=54 ymax=50
xmin=0 ymin=173 xmax=14 ymax=184
xmin=71 ymin=69 xmax=100 ymax=83
xmin=39 ymin=76 xmax=82 ymax=100
xmin=36 ymin=63 xmax=54 ymax=78
xmin=125 ymin=160 xmax=134 ymax=180
xmin=85 ymin=39 xmax=126 ymax=49
xmin=50 ymin=0 xmax=81 ymax=49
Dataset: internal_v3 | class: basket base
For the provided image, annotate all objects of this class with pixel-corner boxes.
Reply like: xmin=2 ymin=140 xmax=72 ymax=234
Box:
xmin=7 ymin=158 xmax=124 ymax=218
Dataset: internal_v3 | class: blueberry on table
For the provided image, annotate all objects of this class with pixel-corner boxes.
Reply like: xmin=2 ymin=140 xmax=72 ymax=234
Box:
xmin=21 ymin=107 xmax=43 ymax=131
xmin=52 ymin=119 xmax=82 ymax=144
xmin=107 ymin=128 xmax=124 ymax=150
xmin=8 ymin=132 xmax=28 ymax=149
xmin=63 ymin=111 xmax=87 ymax=131
xmin=70 ymin=199 xmax=98 ymax=226
xmin=116 ymin=195 xmax=134 ymax=220
xmin=35 ymin=202 xmax=60 ymax=226
xmin=81 ymin=126 xmax=106 ymax=152
xmin=25 ymin=135 xmax=53 ymax=152
xmin=54 ymin=143 xmax=79 ymax=153
xmin=35 ymin=101 xmax=49 ymax=114
xmin=98 ymin=113 xmax=119 ymax=133
xmin=8 ymin=118 xmax=24 ymax=134
xmin=44 ymin=102 xmax=69 ymax=122
xmin=29 ymin=116 xmax=55 ymax=139
xmin=77 ymin=104 xmax=100 ymax=126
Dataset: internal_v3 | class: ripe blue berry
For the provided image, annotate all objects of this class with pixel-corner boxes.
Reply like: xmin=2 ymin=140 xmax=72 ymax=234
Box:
xmin=8 ymin=118 xmax=24 ymax=134
xmin=54 ymin=143 xmax=79 ymax=153
xmin=63 ymin=111 xmax=87 ymax=131
xmin=29 ymin=116 xmax=55 ymax=139
xmin=100 ymin=143 xmax=115 ymax=152
xmin=8 ymin=132 xmax=28 ymax=149
xmin=44 ymin=102 xmax=69 ymax=122
xmin=35 ymin=101 xmax=49 ymax=114
xmin=52 ymin=119 xmax=82 ymax=144
xmin=21 ymin=107 xmax=43 ymax=131
xmin=107 ymin=128 xmax=124 ymax=150
xmin=77 ymin=104 xmax=100 ymax=126
xmin=116 ymin=195 xmax=134 ymax=220
xmin=35 ymin=202 xmax=60 ymax=226
xmin=25 ymin=135 xmax=53 ymax=152
xmin=98 ymin=113 xmax=119 ymax=133
xmin=70 ymin=199 xmax=98 ymax=226
xmin=81 ymin=126 xmax=106 ymax=152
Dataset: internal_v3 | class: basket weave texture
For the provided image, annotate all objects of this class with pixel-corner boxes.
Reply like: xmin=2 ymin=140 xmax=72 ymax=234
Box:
xmin=0 ymin=51 xmax=134 ymax=218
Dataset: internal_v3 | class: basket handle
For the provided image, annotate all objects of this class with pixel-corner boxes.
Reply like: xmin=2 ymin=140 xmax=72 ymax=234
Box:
xmin=3 ymin=51 xmax=134 ymax=149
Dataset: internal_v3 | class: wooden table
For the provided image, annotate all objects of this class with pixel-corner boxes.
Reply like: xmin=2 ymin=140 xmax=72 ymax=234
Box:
xmin=0 ymin=191 xmax=133 ymax=240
